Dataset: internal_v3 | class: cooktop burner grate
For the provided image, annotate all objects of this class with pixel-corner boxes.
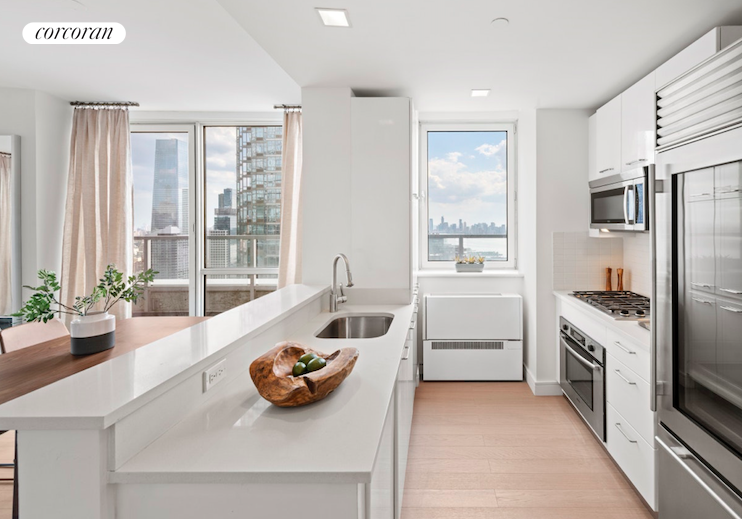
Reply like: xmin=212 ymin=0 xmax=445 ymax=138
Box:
xmin=571 ymin=291 xmax=651 ymax=319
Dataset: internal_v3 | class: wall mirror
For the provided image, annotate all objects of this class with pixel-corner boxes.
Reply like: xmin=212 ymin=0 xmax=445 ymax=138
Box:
xmin=0 ymin=135 xmax=21 ymax=328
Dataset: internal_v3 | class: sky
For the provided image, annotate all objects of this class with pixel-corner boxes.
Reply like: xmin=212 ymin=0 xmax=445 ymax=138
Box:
xmin=130 ymin=128 xmax=238 ymax=233
xmin=427 ymin=130 xmax=507 ymax=229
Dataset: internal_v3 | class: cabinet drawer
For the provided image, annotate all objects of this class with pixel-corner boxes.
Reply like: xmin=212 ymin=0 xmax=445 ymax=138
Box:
xmin=606 ymin=403 xmax=656 ymax=510
xmin=606 ymin=328 xmax=650 ymax=382
xmin=606 ymin=354 xmax=654 ymax=445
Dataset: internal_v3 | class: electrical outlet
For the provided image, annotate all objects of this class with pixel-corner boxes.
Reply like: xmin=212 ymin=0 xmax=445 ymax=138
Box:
xmin=203 ymin=359 xmax=226 ymax=393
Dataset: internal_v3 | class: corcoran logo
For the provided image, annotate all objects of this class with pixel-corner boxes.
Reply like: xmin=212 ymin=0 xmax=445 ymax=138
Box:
xmin=23 ymin=22 xmax=126 ymax=44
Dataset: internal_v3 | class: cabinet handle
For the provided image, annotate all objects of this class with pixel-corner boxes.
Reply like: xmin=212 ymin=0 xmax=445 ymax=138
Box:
xmin=615 ymin=423 xmax=638 ymax=443
xmin=614 ymin=341 xmax=636 ymax=355
xmin=690 ymin=193 xmax=712 ymax=198
xmin=614 ymin=369 xmax=637 ymax=385
xmin=719 ymin=288 xmax=742 ymax=295
xmin=716 ymin=186 xmax=740 ymax=194
xmin=402 ymin=345 xmax=411 ymax=360
xmin=720 ymin=306 xmax=742 ymax=314
xmin=599 ymin=168 xmax=615 ymax=174
xmin=692 ymin=297 xmax=715 ymax=305
xmin=625 ymin=159 xmax=648 ymax=166
xmin=691 ymin=282 xmax=714 ymax=288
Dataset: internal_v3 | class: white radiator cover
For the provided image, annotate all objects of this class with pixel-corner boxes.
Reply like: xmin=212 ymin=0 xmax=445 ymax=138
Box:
xmin=424 ymin=294 xmax=523 ymax=381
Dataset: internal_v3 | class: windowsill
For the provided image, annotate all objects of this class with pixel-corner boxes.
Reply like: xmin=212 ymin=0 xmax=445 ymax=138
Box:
xmin=415 ymin=269 xmax=523 ymax=279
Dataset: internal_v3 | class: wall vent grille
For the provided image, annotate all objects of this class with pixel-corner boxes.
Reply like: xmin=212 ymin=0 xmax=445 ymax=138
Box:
xmin=431 ymin=341 xmax=504 ymax=350
xmin=657 ymin=37 xmax=742 ymax=150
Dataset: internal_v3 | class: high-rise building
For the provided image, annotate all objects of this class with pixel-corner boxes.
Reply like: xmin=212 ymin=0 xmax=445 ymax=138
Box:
xmin=151 ymin=139 xmax=187 ymax=234
xmin=151 ymin=225 xmax=188 ymax=280
xmin=236 ymin=126 xmax=283 ymax=267
xmin=180 ymin=188 xmax=189 ymax=234
xmin=207 ymin=229 xmax=229 ymax=271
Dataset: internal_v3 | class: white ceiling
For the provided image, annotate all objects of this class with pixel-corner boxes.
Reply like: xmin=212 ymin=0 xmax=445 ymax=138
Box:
xmin=0 ymin=0 xmax=300 ymax=111
xmin=217 ymin=0 xmax=742 ymax=111
xmin=2 ymin=1 xmax=742 ymax=112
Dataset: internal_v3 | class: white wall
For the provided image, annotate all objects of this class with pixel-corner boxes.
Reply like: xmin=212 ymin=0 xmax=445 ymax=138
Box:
xmin=0 ymin=87 xmax=71 ymax=288
xmin=534 ymin=109 xmax=591 ymax=390
xmin=34 ymin=92 xmax=72 ymax=275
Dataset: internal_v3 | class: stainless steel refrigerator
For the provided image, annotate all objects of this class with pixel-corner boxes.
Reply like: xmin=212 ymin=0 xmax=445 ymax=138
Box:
xmin=655 ymin=121 xmax=742 ymax=518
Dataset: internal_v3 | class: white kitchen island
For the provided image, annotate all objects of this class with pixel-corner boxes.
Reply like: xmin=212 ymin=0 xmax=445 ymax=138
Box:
xmin=0 ymin=285 xmax=416 ymax=519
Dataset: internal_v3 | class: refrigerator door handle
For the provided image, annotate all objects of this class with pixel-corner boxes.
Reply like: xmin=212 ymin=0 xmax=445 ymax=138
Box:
xmin=657 ymin=436 xmax=742 ymax=519
xmin=649 ymin=165 xmax=658 ymax=412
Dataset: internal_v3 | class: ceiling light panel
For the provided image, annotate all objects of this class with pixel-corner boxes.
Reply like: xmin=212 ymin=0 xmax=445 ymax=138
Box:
xmin=471 ymin=89 xmax=490 ymax=97
xmin=316 ymin=8 xmax=351 ymax=27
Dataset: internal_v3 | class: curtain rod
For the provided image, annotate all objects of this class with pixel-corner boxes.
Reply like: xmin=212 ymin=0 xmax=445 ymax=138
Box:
xmin=0 ymin=152 xmax=10 ymax=157
xmin=274 ymin=104 xmax=302 ymax=110
xmin=70 ymin=101 xmax=140 ymax=107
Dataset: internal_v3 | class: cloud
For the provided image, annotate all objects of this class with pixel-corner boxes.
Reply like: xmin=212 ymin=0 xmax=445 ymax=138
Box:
xmin=475 ymin=141 xmax=506 ymax=157
xmin=446 ymin=151 xmax=462 ymax=162
xmin=429 ymin=156 xmax=506 ymax=202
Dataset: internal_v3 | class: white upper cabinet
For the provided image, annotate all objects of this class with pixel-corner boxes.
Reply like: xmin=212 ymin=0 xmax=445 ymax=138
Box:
xmin=596 ymin=94 xmax=622 ymax=178
xmin=656 ymin=26 xmax=742 ymax=89
xmin=621 ymin=72 xmax=656 ymax=171
xmin=588 ymin=113 xmax=598 ymax=182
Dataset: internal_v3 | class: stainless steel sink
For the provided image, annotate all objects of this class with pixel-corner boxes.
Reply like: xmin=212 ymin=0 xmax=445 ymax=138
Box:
xmin=316 ymin=315 xmax=394 ymax=339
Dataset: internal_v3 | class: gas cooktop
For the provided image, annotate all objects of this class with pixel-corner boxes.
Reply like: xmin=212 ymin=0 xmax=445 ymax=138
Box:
xmin=570 ymin=291 xmax=650 ymax=320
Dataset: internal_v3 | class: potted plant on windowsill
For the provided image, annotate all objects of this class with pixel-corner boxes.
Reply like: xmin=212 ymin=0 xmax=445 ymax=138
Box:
xmin=13 ymin=265 xmax=156 ymax=356
xmin=455 ymin=255 xmax=485 ymax=273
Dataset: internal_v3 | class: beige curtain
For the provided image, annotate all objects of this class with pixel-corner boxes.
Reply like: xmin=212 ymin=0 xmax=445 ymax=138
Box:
xmin=0 ymin=154 xmax=11 ymax=315
xmin=61 ymin=108 xmax=132 ymax=321
xmin=278 ymin=110 xmax=303 ymax=288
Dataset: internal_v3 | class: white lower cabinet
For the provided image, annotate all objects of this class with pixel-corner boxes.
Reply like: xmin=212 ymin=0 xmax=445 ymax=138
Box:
xmin=606 ymin=353 xmax=654 ymax=445
xmin=369 ymin=393 xmax=395 ymax=519
xmin=606 ymin=403 xmax=656 ymax=508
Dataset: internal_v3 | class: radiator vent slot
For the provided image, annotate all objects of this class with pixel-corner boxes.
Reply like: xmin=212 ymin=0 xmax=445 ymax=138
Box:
xmin=657 ymin=37 xmax=742 ymax=150
xmin=432 ymin=341 xmax=504 ymax=350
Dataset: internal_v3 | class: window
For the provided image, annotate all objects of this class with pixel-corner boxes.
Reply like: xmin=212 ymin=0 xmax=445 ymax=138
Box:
xmin=419 ymin=122 xmax=516 ymax=269
xmin=130 ymin=126 xmax=195 ymax=316
xmin=203 ymin=125 xmax=282 ymax=315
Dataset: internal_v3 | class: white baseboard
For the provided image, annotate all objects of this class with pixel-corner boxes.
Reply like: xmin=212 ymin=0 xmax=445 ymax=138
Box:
xmin=524 ymin=366 xmax=562 ymax=396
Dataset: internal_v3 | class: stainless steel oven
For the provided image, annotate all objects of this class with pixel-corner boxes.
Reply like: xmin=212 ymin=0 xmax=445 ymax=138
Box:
xmin=655 ymin=125 xmax=742 ymax=518
xmin=590 ymin=166 xmax=651 ymax=232
xmin=559 ymin=316 xmax=605 ymax=441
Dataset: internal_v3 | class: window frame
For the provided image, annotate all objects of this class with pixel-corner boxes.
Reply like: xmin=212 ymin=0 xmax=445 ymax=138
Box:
xmin=199 ymin=123 xmax=283 ymax=315
xmin=130 ymin=123 xmax=198 ymax=315
xmin=418 ymin=121 xmax=517 ymax=270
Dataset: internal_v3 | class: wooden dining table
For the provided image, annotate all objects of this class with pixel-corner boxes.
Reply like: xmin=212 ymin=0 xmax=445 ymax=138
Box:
xmin=0 ymin=316 xmax=209 ymax=406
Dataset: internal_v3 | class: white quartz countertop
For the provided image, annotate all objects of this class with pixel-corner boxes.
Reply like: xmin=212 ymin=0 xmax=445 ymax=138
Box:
xmin=111 ymin=303 xmax=414 ymax=485
xmin=0 ymin=285 xmax=329 ymax=430
xmin=553 ymin=290 xmax=650 ymax=346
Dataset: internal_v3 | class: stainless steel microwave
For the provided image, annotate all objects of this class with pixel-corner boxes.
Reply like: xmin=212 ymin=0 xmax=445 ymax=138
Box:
xmin=589 ymin=166 xmax=652 ymax=232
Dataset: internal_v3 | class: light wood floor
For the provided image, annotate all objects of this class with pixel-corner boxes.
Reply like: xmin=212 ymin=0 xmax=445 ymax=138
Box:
xmin=0 ymin=384 xmax=654 ymax=519
xmin=0 ymin=431 xmax=13 ymax=519
xmin=401 ymin=382 xmax=653 ymax=519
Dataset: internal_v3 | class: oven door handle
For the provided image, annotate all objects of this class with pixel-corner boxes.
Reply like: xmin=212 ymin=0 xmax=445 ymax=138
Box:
xmin=562 ymin=338 xmax=601 ymax=371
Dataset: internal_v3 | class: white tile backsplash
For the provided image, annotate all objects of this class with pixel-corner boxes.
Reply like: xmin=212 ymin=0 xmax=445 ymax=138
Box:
xmin=622 ymin=233 xmax=651 ymax=296
xmin=552 ymin=232 xmax=623 ymax=291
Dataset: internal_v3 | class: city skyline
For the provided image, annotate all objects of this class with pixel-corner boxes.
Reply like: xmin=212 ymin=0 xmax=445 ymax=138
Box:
xmin=427 ymin=130 xmax=508 ymax=234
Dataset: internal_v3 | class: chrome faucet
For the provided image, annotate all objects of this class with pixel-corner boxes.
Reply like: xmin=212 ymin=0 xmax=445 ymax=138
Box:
xmin=330 ymin=253 xmax=354 ymax=312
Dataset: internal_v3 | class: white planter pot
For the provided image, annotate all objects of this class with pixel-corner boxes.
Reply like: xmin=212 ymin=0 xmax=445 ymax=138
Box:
xmin=69 ymin=311 xmax=116 ymax=356
xmin=455 ymin=263 xmax=485 ymax=273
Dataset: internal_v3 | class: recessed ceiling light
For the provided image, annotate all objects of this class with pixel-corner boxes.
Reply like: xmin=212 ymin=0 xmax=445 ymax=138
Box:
xmin=471 ymin=89 xmax=491 ymax=97
xmin=316 ymin=8 xmax=351 ymax=27
xmin=491 ymin=17 xmax=510 ymax=27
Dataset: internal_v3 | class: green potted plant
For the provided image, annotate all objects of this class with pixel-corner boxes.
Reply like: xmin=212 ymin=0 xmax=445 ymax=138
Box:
xmin=455 ymin=255 xmax=485 ymax=273
xmin=13 ymin=265 xmax=156 ymax=355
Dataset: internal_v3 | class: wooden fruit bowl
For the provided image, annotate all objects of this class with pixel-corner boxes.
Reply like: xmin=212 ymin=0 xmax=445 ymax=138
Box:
xmin=249 ymin=342 xmax=360 ymax=407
